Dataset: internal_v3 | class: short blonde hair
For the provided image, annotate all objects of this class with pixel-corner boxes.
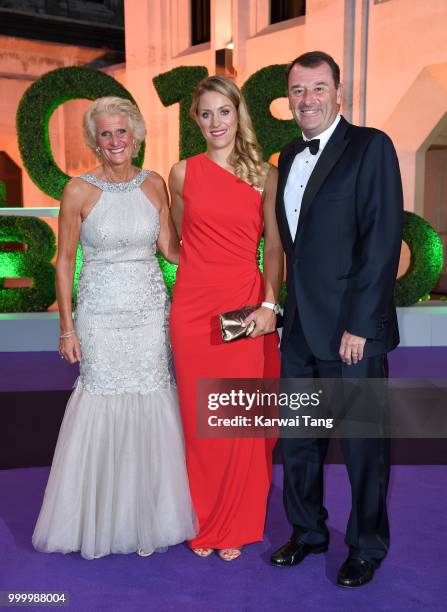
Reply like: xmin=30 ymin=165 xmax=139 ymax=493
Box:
xmin=190 ymin=76 xmax=266 ymax=190
xmin=83 ymin=96 xmax=146 ymax=158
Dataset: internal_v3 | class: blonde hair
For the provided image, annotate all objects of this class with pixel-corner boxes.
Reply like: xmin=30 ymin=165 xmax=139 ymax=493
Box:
xmin=83 ymin=96 xmax=146 ymax=158
xmin=190 ymin=76 xmax=266 ymax=190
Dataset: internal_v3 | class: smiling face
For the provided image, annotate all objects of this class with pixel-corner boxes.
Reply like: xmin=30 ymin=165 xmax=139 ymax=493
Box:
xmin=195 ymin=90 xmax=238 ymax=151
xmin=288 ymin=61 xmax=342 ymax=139
xmin=95 ymin=113 xmax=134 ymax=166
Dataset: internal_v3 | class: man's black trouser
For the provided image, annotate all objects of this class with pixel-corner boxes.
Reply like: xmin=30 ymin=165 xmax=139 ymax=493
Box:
xmin=280 ymin=313 xmax=390 ymax=566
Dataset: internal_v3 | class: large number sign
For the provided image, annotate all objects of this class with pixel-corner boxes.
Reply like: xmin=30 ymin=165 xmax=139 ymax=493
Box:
xmin=0 ymin=66 xmax=444 ymax=311
xmin=16 ymin=66 xmax=144 ymax=200
xmin=153 ymin=66 xmax=208 ymax=160
xmin=395 ymin=212 xmax=444 ymax=307
xmin=0 ymin=216 xmax=56 ymax=311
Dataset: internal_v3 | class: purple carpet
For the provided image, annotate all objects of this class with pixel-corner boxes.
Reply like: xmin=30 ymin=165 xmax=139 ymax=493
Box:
xmin=0 ymin=464 xmax=445 ymax=611
xmin=1 ymin=347 xmax=446 ymax=609
xmin=1 ymin=346 xmax=447 ymax=392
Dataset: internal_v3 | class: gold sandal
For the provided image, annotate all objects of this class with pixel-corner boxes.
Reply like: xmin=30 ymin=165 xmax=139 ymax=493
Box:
xmin=218 ymin=548 xmax=242 ymax=562
xmin=192 ymin=547 xmax=214 ymax=557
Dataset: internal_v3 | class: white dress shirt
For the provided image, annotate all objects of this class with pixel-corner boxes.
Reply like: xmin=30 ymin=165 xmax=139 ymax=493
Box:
xmin=284 ymin=114 xmax=341 ymax=240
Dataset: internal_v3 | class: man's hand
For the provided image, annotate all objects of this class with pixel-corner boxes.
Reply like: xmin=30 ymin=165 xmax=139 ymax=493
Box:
xmin=339 ymin=330 xmax=366 ymax=365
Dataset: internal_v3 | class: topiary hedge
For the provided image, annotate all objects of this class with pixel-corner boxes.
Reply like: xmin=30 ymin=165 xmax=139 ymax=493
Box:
xmin=16 ymin=66 xmax=144 ymax=201
xmin=153 ymin=66 xmax=208 ymax=160
xmin=395 ymin=211 xmax=444 ymax=306
xmin=0 ymin=216 xmax=56 ymax=311
xmin=242 ymin=64 xmax=299 ymax=160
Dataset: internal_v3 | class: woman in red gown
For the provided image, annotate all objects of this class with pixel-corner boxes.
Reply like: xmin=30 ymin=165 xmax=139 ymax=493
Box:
xmin=169 ymin=76 xmax=283 ymax=561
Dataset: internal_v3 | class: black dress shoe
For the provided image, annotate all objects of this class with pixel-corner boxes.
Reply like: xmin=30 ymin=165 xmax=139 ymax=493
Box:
xmin=337 ymin=557 xmax=375 ymax=588
xmin=270 ymin=539 xmax=328 ymax=567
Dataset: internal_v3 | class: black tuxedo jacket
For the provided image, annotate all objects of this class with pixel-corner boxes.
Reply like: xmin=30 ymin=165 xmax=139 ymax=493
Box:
xmin=276 ymin=116 xmax=404 ymax=360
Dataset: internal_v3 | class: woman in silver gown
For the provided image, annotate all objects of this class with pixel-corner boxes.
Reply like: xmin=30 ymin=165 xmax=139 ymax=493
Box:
xmin=32 ymin=97 xmax=196 ymax=559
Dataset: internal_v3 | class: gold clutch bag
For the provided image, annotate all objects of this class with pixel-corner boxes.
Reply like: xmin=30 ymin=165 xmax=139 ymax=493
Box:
xmin=219 ymin=305 xmax=260 ymax=342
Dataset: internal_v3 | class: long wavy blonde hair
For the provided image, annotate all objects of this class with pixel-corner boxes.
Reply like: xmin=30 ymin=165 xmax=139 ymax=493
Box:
xmin=190 ymin=76 xmax=266 ymax=190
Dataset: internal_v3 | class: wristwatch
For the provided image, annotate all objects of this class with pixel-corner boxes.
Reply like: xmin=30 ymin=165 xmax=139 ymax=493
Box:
xmin=261 ymin=301 xmax=282 ymax=315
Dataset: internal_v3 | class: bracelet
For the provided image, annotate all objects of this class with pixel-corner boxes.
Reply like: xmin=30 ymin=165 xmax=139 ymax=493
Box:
xmin=60 ymin=330 xmax=76 ymax=339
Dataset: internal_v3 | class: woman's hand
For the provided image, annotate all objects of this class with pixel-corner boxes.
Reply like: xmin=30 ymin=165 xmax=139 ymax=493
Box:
xmin=242 ymin=306 xmax=277 ymax=338
xmin=59 ymin=334 xmax=82 ymax=363
xmin=56 ymin=179 xmax=84 ymax=346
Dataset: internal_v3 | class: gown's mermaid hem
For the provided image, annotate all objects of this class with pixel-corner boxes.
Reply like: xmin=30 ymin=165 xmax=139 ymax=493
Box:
xmin=33 ymin=170 xmax=197 ymax=559
xmin=32 ymin=383 xmax=197 ymax=560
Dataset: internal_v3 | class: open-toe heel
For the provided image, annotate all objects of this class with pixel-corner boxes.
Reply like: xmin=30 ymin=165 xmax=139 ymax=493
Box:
xmin=192 ymin=547 xmax=214 ymax=557
xmin=218 ymin=548 xmax=242 ymax=562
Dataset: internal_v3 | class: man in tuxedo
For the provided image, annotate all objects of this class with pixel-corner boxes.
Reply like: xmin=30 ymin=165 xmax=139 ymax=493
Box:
xmin=270 ymin=51 xmax=403 ymax=587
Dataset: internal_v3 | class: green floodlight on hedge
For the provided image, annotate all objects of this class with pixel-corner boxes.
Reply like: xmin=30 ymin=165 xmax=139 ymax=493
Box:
xmin=396 ymin=211 xmax=444 ymax=306
xmin=16 ymin=66 xmax=145 ymax=201
xmin=0 ymin=216 xmax=56 ymax=312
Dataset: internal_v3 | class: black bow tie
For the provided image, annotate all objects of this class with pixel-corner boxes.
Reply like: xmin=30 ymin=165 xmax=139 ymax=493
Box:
xmin=296 ymin=138 xmax=320 ymax=155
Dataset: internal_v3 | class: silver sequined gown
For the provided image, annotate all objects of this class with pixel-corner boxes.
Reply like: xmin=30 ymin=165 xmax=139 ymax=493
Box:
xmin=32 ymin=170 xmax=196 ymax=559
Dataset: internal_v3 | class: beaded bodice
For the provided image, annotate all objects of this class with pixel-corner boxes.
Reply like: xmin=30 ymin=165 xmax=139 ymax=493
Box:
xmin=79 ymin=170 xmax=157 ymax=265
xmin=74 ymin=169 xmax=173 ymax=395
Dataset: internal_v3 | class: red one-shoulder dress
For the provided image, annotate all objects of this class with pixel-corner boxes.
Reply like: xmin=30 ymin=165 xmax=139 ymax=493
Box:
xmin=170 ymin=153 xmax=280 ymax=549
